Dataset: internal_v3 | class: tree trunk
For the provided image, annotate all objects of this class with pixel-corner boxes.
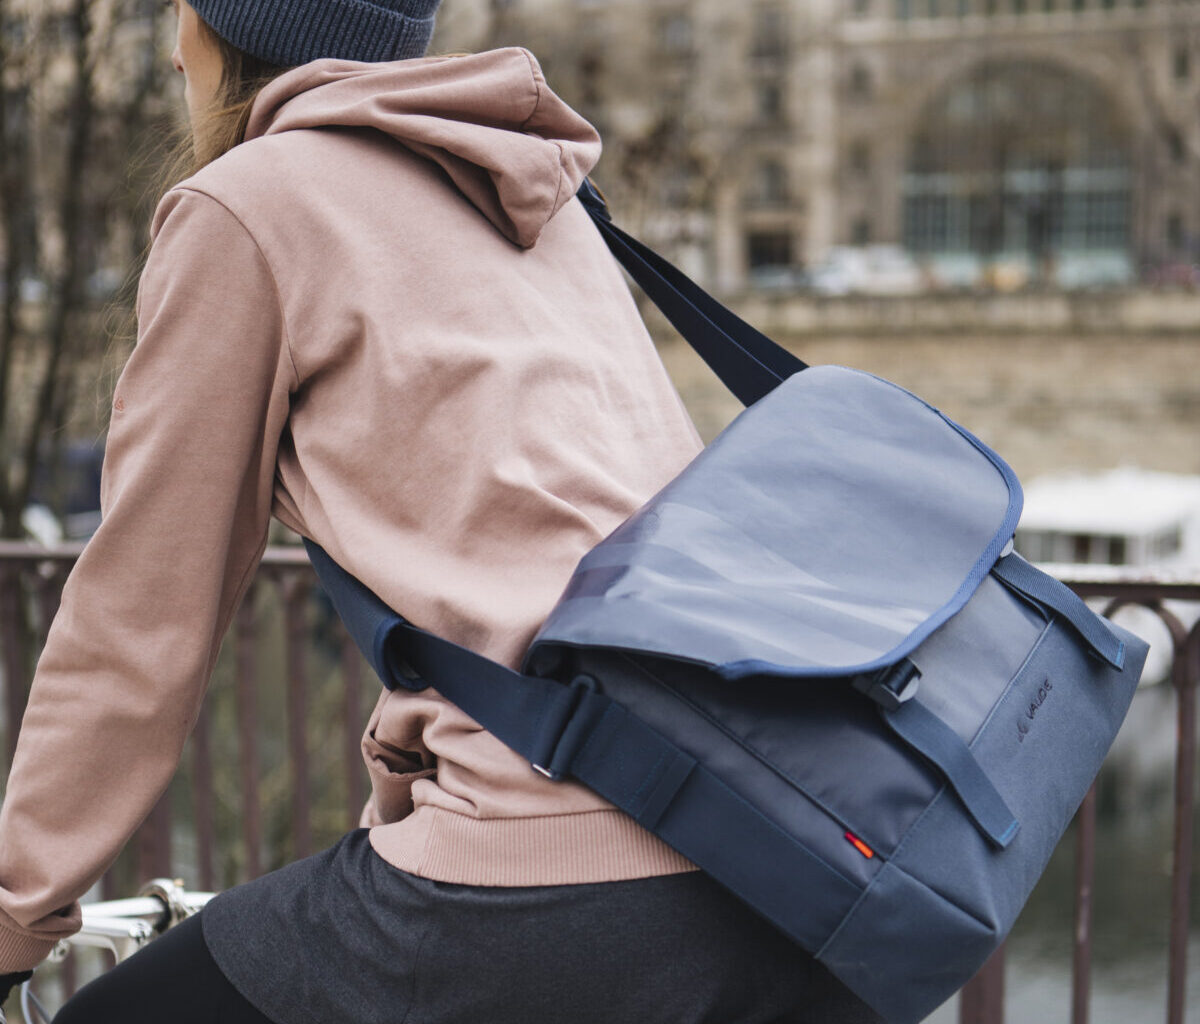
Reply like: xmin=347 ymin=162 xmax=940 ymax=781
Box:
xmin=11 ymin=0 xmax=96 ymax=535
xmin=0 ymin=0 xmax=32 ymax=534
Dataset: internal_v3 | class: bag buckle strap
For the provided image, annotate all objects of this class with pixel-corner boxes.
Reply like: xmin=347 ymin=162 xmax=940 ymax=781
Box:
xmin=531 ymin=674 xmax=606 ymax=781
xmin=853 ymin=659 xmax=921 ymax=711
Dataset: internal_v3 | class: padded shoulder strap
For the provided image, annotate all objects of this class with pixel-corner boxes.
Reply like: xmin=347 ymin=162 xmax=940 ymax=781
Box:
xmin=576 ymin=180 xmax=806 ymax=407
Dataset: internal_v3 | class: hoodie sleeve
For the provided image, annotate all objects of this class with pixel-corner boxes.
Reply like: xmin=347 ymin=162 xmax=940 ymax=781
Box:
xmin=0 ymin=188 xmax=296 ymax=969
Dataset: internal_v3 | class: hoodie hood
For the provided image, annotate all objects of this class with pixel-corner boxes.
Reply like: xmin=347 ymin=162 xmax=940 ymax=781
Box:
xmin=244 ymin=48 xmax=601 ymax=248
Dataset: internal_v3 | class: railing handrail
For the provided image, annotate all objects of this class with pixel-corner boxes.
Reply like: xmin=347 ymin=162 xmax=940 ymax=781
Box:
xmin=0 ymin=541 xmax=1197 ymax=592
xmin=0 ymin=540 xmax=312 ymax=566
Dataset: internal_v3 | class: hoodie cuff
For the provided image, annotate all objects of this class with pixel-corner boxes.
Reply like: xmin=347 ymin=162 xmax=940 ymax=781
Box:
xmin=0 ymin=920 xmax=59 ymax=974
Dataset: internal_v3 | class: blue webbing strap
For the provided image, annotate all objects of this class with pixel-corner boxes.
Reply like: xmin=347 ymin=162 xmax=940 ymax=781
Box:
xmin=306 ymin=541 xmax=410 ymax=686
xmin=576 ymin=180 xmax=806 ymax=408
xmin=992 ymin=554 xmax=1125 ymax=670
xmin=882 ymin=699 xmax=1020 ymax=850
xmin=305 ymin=539 xmax=860 ymax=951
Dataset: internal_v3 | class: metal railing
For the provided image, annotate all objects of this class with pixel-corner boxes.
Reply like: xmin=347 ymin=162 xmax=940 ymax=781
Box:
xmin=0 ymin=543 xmax=1196 ymax=1021
xmin=0 ymin=542 xmax=369 ymax=892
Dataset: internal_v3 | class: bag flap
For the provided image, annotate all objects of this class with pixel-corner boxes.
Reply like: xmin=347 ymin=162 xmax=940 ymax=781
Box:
xmin=528 ymin=365 xmax=1022 ymax=680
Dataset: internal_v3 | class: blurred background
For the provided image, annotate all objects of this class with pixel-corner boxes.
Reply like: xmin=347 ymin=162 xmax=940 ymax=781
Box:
xmin=0 ymin=0 xmax=1197 ymax=1021
xmin=1 ymin=0 xmax=1197 ymax=546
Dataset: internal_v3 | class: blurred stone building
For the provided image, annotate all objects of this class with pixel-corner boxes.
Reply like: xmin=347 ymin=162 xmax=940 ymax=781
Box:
xmin=435 ymin=0 xmax=1200 ymax=294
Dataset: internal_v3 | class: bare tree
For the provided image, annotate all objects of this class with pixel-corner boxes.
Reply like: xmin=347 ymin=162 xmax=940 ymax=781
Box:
xmin=0 ymin=0 xmax=173 ymax=538
xmin=0 ymin=0 xmax=34 ymax=531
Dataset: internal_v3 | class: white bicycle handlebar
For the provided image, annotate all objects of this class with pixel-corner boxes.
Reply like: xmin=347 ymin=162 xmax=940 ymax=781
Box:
xmin=2 ymin=879 xmax=214 ymax=1024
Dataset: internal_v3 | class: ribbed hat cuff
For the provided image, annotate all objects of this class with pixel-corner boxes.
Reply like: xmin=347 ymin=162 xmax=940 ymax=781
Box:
xmin=189 ymin=0 xmax=440 ymax=67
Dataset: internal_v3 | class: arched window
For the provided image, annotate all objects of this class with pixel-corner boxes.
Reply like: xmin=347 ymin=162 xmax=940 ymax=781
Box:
xmin=902 ymin=61 xmax=1131 ymax=269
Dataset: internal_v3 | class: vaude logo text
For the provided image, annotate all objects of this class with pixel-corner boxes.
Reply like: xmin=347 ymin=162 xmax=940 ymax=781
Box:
xmin=1016 ymin=678 xmax=1054 ymax=744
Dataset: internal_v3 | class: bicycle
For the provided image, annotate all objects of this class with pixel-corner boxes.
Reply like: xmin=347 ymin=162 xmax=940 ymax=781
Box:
xmin=2 ymin=879 xmax=213 ymax=1024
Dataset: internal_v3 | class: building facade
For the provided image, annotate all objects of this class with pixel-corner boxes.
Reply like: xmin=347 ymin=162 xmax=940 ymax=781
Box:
xmin=435 ymin=0 xmax=1200 ymax=294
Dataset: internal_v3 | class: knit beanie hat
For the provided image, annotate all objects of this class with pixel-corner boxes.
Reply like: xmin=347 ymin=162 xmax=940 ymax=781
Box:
xmin=187 ymin=0 xmax=442 ymax=67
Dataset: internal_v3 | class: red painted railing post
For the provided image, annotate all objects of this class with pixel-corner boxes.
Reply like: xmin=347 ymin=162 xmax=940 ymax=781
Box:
xmin=235 ymin=588 xmax=262 ymax=881
xmin=1071 ymin=784 xmax=1096 ymax=1024
xmin=136 ymin=794 xmax=172 ymax=881
xmin=1166 ymin=618 xmax=1198 ymax=1024
xmin=191 ymin=700 xmax=215 ymax=892
xmin=959 ymin=944 xmax=1005 ymax=1024
xmin=282 ymin=573 xmax=313 ymax=861
xmin=343 ymin=632 xmax=365 ymax=830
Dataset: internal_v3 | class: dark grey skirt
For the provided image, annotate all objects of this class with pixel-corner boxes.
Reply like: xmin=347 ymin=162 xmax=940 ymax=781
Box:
xmin=202 ymin=828 xmax=881 ymax=1024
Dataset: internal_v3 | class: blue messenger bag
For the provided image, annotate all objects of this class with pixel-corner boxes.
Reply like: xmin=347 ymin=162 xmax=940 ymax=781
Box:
xmin=305 ymin=181 xmax=1147 ymax=1023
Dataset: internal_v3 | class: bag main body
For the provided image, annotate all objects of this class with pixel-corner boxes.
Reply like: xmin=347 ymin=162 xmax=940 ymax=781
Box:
xmin=307 ymin=362 xmax=1147 ymax=1023
xmin=525 ymin=365 xmax=1148 ymax=1023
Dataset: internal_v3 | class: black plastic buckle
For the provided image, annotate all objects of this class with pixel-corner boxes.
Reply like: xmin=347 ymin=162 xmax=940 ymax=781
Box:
xmin=853 ymin=659 xmax=921 ymax=711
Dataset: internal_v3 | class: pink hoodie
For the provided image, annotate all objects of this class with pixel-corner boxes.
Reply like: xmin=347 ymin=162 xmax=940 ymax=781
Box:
xmin=0 ymin=48 xmax=700 ymax=970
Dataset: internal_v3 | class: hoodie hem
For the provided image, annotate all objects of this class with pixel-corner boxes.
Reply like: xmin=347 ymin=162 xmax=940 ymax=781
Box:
xmin=369 ymin=806 xmax=698 ymax=886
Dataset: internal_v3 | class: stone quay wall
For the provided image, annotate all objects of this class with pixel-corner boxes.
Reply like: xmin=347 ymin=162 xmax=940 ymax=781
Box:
xmin=651 ymin=291 xmax=1200 ymax=482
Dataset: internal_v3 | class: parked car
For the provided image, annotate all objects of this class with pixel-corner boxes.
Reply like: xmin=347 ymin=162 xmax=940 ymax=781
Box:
xmin=747 ymin=265 xmax=809 ymax=292
xmin=925 ymin=252 xmax=984 ymax=291
xmin=808 ymin=245 xmax=923 ymax=296
xmin=1054 ymin=250 xmax=1133 ymax=290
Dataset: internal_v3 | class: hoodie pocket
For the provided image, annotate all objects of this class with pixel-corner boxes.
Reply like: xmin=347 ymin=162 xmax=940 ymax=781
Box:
xmin=362 ymin=726 xmax=437 ymax=825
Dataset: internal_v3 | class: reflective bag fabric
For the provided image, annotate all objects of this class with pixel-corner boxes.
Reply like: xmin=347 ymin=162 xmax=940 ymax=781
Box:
xmin=305 ymin=184 xmax=1148 ymax=1024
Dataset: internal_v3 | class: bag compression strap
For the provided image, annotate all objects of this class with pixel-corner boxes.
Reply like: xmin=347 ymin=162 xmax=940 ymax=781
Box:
xmin=575 ymin=179 xmax=806 ymax=407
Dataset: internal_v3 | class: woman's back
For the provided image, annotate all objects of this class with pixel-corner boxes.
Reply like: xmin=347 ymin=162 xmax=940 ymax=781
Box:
xmin=118 ymin=48 xmax=704 ymax=886
xmin=174 ymin=50 xmax=702 ymax=666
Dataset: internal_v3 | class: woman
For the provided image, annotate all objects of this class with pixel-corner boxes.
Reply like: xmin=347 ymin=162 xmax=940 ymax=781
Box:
xmin=0 ymin=2 xmax=880 ymax=1021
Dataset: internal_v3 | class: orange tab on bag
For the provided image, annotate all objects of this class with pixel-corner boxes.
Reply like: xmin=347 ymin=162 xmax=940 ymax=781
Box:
xmin=845 ymin=831 xmax=875 ymax=859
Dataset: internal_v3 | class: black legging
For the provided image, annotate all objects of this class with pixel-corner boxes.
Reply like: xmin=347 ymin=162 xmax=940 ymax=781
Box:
xmin=52 ymin=914 xmax=273 ymax=1024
